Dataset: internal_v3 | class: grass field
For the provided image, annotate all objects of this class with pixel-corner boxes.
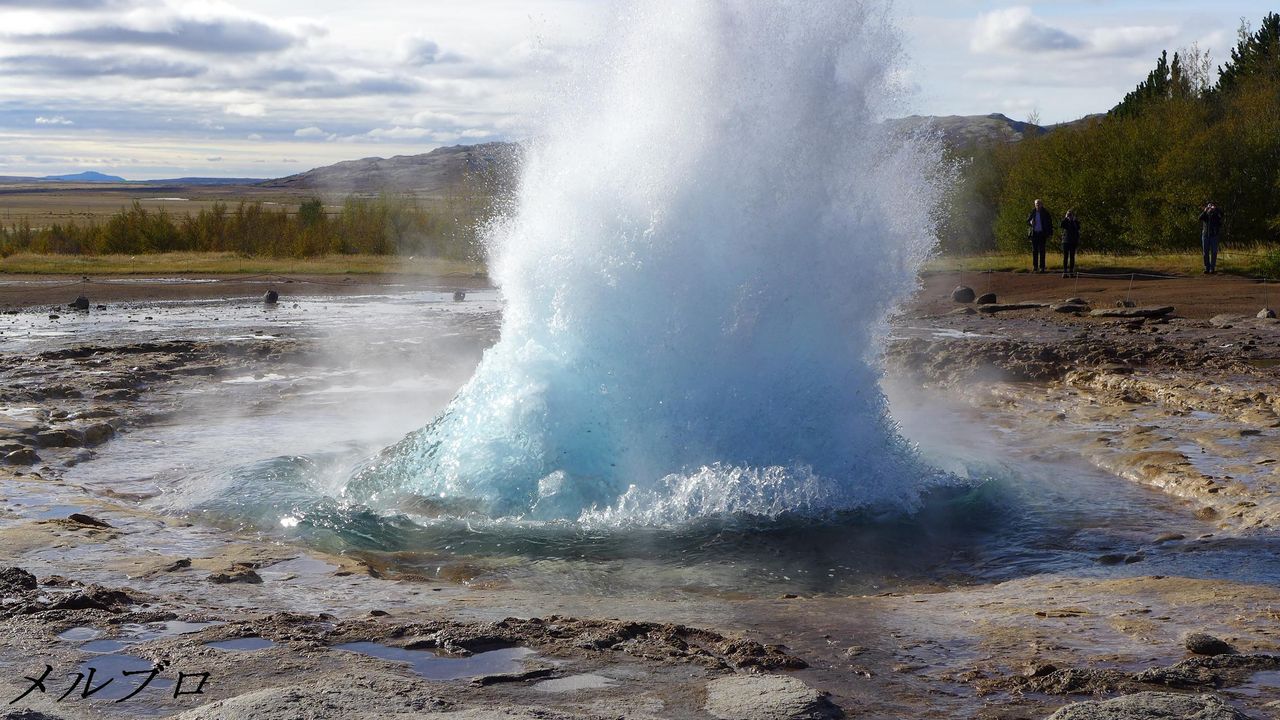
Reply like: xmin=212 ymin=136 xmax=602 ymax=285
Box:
xmin=923 ymin=249 xmax=1280 ymax=278
xmin=2 ymin=249 xmax=1276 ymax=280
xmin=0 ymin=252 xmax=484 ymax=276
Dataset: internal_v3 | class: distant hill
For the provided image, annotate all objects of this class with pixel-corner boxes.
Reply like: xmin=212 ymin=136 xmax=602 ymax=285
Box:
xmin=886 ymin=113 xmax=1048 ymax=147
xmin=41 ymin=170 xmax=127 ymax=182
xmin=259 ymin=119 xmax=1062 ymax=198
xmin=147 ymin=177 xmax=267 ymax=186
xmin=259 ymin=142 xmax=521 ymax=197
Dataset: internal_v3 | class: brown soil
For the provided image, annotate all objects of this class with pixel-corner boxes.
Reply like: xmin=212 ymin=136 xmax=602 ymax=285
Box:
xmin=915 ymin=269 xmax=1278 ymax=319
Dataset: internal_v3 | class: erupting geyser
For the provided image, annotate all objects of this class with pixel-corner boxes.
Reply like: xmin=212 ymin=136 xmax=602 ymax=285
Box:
xmin=346 ymin=0 xmax=951 ymax=523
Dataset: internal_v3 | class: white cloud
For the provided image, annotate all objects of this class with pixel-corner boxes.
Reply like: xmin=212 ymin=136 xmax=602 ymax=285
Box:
xmin=972 ymin=6 xmax=1177 ymax=59
xmin=972 ymin=7 xmax=1083 ymax=54
xmin=35 ymin=115 xmax=74 ymax=125
xmin=206 ymin=155 xmax=222 ymax=161
xmin=293 ymin=126 xmax=328 ymax=138
xmin=246 ymin=132 xmax=262 ymax=140
xmin=1089 ymin=25 xmax=1179 ymax=57
xmin=364 ymin=126 xmax=432 ymax=140
xmin=224 ymin=102 xmax=265 ymax=117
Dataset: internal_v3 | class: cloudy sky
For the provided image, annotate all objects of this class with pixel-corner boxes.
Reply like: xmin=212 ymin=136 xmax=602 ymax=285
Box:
xmin=0 ymin=0 xmax=1271 ymax=180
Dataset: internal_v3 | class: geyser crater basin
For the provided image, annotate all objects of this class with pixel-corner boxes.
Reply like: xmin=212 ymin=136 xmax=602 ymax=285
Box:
xmin=342 ymin=0 xmax=953 ymax=524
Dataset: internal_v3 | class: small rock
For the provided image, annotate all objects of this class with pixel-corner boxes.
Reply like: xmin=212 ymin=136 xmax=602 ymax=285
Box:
xmin=948 ymin=307 xmax=977 ymax=316
xmin=369 ymin=609 xmax=390 ymax=617
xmin=452 ymin=290 xmax=467 ymax=302
xmin=2 ymin=448 xmax=40 ymax=466
xmin=704 ymin=675 xmax=842 ymax=720
xmin=96 ymin=304 xmax=107 ymax=310
xmin=1153 ymin=533 xmax=1185 ymax=543
xmin=264 ymin=289 xmax=279 ymax=304
xmin=207 ymin=570 xmax=263 ymax=585
xmin=1063 ymin=297 xmax=1088 ymax=305
xmin=68 ymin=513 xmax=112 ymax=528
xmin=1258 ymin=308 xmax=1277 ymax=319
xmin=1046 ymin=692 xmax=1249 ymax=720
xmin=1195 ymin=507 xmax=1220 ymax=521
xmin=70 ymin=295 xmax=89 ymax=311
xmin=1091 ymin=306 xmax=1174 ymax=318
xmin=1115 ymin=299 xmax=1137 ymax=308
xmin=1023 ymin=662 xmax=1058 ymax=678
xmin=35 ymin=429 xmax=83 ymax=448
xmin=1095 ymin=553 xmax=1127 ymax=565
xmin=1052 ymin=303 xmax=1087 ymax=313
xmin=1184 ymin=632 xmax=1233 ymax=656
xmin=81 ymin=423 xmax=116 ymax=447
xmin=976 ymin=292 xmax=997 ymax=305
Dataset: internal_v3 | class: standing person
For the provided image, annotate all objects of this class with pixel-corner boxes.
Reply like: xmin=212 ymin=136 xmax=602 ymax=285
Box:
xmin=1026 ymin=199 xmax=1053 ymax=273
xmin=1060 ymin=209 xmax=1081 ymax=277
xmin=1199 ymin=202 xmax=1224 ymax=274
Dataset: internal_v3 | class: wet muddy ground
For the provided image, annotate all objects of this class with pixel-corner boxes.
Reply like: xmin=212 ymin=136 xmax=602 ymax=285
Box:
xmin=2 ymin=272 xmax=1279 ymax=719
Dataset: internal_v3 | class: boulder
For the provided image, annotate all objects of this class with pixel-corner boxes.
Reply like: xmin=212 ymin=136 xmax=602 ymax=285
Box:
xmin=1045 ymin=692 xmax=1249 ymax=720
xmin=264 ymin=289 xmax=280 ymax=304
xmin=0 ymin=566 xmax=38 ymax=595
xmin=1257 ymin=308 xmax=1276 ymax=319
xmin=1184 ymin=632 xmax=1233 ymax=656
xmin=704 ymin=675 xmax=842 ymax=720
xmin=69 ymin=295 xmax=89 ymax=311
xmin=976 ymin=292 xmax=998 ymax=305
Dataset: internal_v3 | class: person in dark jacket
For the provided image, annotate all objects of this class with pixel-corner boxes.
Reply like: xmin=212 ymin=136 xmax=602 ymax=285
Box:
xmin=1199 ymin=202 xmax=1224 ymax=273
xmin=1026 ymin=199 xmax=1053 ymax=273
xmin=1060 ymin=209 xmax=1081 ymax=277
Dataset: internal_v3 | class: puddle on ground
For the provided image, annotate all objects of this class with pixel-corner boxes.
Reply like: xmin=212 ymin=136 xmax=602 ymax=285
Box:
xmin=535 ymin=673 xmax=618 ymax=692
xmin=68 ymin=653 xmax=175 ymax=703
xmin=57 ymin=627 xmax=102 ymax=642
xmin=67 ymin=621 xmax=222 ymax=654
xmin=121 ymin=620 xmax=220 ymax=641
xmin=81 ymin=639 xmax=133 ymax=654
xmin=333 ymin=642 xmax=535 ymax=680
xmin=1227 ymin=670 xmax=1280 ymax=699
xmin=259 ymin=556 xmax=337 ymax=577
xmin=33 ymin=505 xmax=88 ymax=520
xmin=205 ymin=637 xmax=275 ymax=652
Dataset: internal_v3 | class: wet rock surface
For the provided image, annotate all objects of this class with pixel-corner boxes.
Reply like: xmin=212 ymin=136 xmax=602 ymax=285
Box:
xmin=1044 ymin=692 xmax=1251 ymax=720
xmin=704 ymin=674 xmax=842 ymax=720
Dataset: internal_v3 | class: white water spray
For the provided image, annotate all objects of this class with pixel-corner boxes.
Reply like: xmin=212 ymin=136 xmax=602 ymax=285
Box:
xmin=348 ymin=0 xmax=950 ymax=523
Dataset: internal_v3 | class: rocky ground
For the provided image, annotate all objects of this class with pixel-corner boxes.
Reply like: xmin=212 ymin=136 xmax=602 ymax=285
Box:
xmin=1 ymin=271 xmax=1279 ymax=719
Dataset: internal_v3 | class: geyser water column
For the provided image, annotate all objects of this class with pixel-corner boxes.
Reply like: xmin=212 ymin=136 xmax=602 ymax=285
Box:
xmin=347 ymin=0 xmax=950 ymax=523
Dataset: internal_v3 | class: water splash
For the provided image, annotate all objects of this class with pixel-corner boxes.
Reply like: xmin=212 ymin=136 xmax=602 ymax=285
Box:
xmin=347 ymin=0 xmax=950 ymax=523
